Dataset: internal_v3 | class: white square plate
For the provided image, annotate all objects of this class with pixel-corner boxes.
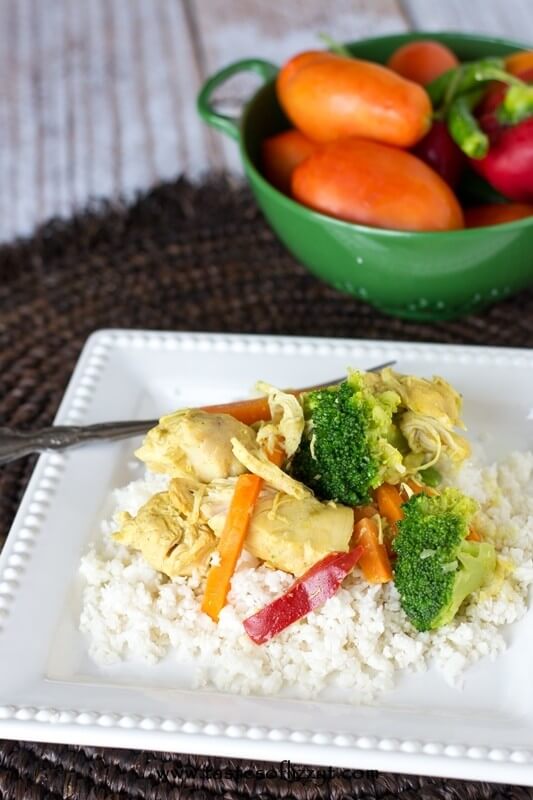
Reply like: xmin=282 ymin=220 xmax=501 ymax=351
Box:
xmin=1 ymin=330 xmax=533 ymax=784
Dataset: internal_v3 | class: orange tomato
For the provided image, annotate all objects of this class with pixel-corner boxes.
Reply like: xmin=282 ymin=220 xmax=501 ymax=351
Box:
xmin=387 ymin=40 xmax=459 ymax=86
xmin=464 ymin=204 xmax=533 ymax=228
xmin=291 ymin=138 xmax=464 ymax=232
xmin=277 ymin=51 xmax=431 ymax=148
xmin=261 ymin=129 xmax=318 ymax=194
xmin=505 ymin=50 xmax=533 ymax=76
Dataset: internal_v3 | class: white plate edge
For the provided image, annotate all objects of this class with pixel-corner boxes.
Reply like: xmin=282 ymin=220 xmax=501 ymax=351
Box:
xmin=1 ymin=328 xmax=533 ymax=778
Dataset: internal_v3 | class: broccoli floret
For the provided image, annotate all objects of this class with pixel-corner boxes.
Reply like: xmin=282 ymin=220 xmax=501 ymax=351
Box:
xmin=289 ymin=371 xmax=402 ymax=505
xmin=393 ymin=488 xmax=496 ymax=632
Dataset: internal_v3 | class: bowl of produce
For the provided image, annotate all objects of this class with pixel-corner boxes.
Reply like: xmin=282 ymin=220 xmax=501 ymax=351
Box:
xmin=197 ymin=32 xmax=533 ymax=321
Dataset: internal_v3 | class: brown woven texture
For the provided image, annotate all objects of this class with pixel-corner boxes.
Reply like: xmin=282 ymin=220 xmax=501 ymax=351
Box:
xmin=1 ymin=177 xmax=533 ymax=800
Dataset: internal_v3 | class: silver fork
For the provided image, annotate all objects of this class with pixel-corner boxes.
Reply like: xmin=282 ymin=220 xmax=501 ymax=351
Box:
xmin=0 ymin=360 xmax=395 ymax=465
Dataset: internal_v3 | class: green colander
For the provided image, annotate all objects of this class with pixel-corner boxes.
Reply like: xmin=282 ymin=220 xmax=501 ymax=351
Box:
xmin=198 ymin=32 xmax=533 ymax=321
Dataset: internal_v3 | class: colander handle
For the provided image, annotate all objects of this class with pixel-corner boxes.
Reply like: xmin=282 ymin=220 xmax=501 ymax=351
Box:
xmin=197 ymin=59 xmax=279 ymax=141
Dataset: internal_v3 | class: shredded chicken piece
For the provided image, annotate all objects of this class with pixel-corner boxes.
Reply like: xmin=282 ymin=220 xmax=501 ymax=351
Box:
xmin=400 ymin=411 xmax=471 ymax=467
xmin=255 ymin=382 xmax=305 ymax=458
xmin=167 ymin=478 xmax=200 ymax=516
xmin=231 ymin=437 xmax=310 ymax=499
xmin=201 ymin=481 xmax=353 ymax=576
xmin=365 ymin=368 xmax=465 ymax=429
xmin=114 ymin=490 xmax=216 ymax=577
xmin=135 ymin=409 xmax=257 ymax=481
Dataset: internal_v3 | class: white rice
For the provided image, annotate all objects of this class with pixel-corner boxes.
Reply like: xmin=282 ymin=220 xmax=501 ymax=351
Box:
xmin=79 ymin=451 xmax=533 ymax=704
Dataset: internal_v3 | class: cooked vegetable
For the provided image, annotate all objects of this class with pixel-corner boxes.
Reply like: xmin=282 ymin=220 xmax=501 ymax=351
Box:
xmin=136 ymin=409 xmax=257 ymax=481
xmin=413 ymin=119 xmax=465 ymax=187
xmin=163 ymin=377 xmax=341 ymax=431
xmin=419 ymin=466 xmax=442 ymax=488
xmin=290 ymin=368 xmax=470 ymax=506
xmin=277 ymin=50 xmax=431 ymax=147
xmin=200 ymin=397 xmax=272 ymax=426
xmin=374 ymin=483 xmax=404 ymax=527
xmin=403 ymin=478 xmax=437 ymax=497
xmin=261 ymin=129 xmax=318 ymax=194
xmin=290 ymin=371 xmax=403 ymax=506
xmin=353 ymin=504 xmax=378 ymax=523
xmin=364 ymin=368 xmax=471 ymax=469
xmin=470 ymin=115 xmax=533 ymax=202
xmin=465 ymin=203 xmax=533 ymax=227
xmin=393 ymin=488 xmax=496 ymax=631
xmin=387 ymin=40 xmax=459 ymax=86
xmin=291 ymin=138 xmax=464 ymax=231
xmin=353 ymin=516 xmax=393 ymax=584
xmin=243 ymin=546 xmax=364 ymax=644
xmin=202 ymin=473 xmax=263 ymax=622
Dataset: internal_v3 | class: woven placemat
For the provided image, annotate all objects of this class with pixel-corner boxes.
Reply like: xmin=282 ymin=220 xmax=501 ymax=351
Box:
xmin=1 ymin=177 xmax=533 ymax=800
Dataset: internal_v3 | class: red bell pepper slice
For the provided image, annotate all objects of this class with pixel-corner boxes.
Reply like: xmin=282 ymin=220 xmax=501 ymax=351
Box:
xmin=242 ymin=546 xmax=364 ymax=645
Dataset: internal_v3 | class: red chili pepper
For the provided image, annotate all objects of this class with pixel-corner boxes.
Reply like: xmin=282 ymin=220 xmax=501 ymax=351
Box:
xmin=471 ymin=115 xmax=533 ymax=202
xmin=413 ymin=119 xmax=465 ymax=187
xmin=478 ymin=68 xmax=533 ymax=117
xmin=464 ymin=67 xmax=533 ymax=202
xmin=242 ymin=546 xmax=364 ymax=645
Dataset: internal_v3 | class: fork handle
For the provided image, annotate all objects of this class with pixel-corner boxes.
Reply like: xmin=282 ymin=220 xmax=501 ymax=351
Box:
xmin=0 ymin=420 xmax=157 ymax=466
xmin=0 ymin=360 xmax=396 ymax=467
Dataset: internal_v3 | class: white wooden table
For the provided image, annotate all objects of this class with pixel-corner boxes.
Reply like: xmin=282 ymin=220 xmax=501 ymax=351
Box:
xmin=0 ymin=0 xmax=531 ymax=243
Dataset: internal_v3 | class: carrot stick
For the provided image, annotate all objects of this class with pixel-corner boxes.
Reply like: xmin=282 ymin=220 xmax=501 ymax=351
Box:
xmin=200 ymin=376 xmax=343 ymax=426
xmin=353 ymin=517 xmax=393 ymax=584
xmin=201 ymin=446 xmax=284 ymax=622
xmin=201 ymin=473 xmax=263 ymax=622
xmin=266 ymin=445 xmax=286 ymax=468
xmin=404 ymin=479 xmax=438 ymax=497
xmin=201 ymin=396 xmax=274 ymax=426
xmin=374 ymin=483 xmax=404 ymax=526
xmin=467 ymin=526 xmax=483 ymax=542
xmin=353 ymin=504 xmax=378 ymax=523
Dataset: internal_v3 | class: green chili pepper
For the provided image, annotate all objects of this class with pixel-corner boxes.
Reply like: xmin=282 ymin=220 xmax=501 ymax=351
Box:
xmin=318 ymin=33 xmax=351 ymax=58
xmin=428 ymin=57 xmax=524 ymax=112
xmin=447 ymin=91 xmax=489 ymax=159
xmin=497 ymin=84 xmax=533 ymax=125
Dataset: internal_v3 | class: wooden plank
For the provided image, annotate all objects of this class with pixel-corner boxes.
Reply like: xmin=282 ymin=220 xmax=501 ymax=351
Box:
xmin=0 ymin=0 xmax=15 ymax=237
xmin=1 ymin=0 xmax=531 ymax=244
xmin=149 ymin=0 xmax=223 ymax=180
xmin=0 ymin=0 xmax=214 ymax=242
xmin=404 ymin=0 xmax=533 ymax=43
xmin=191 ymin=0 xmax=410 ymax=173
